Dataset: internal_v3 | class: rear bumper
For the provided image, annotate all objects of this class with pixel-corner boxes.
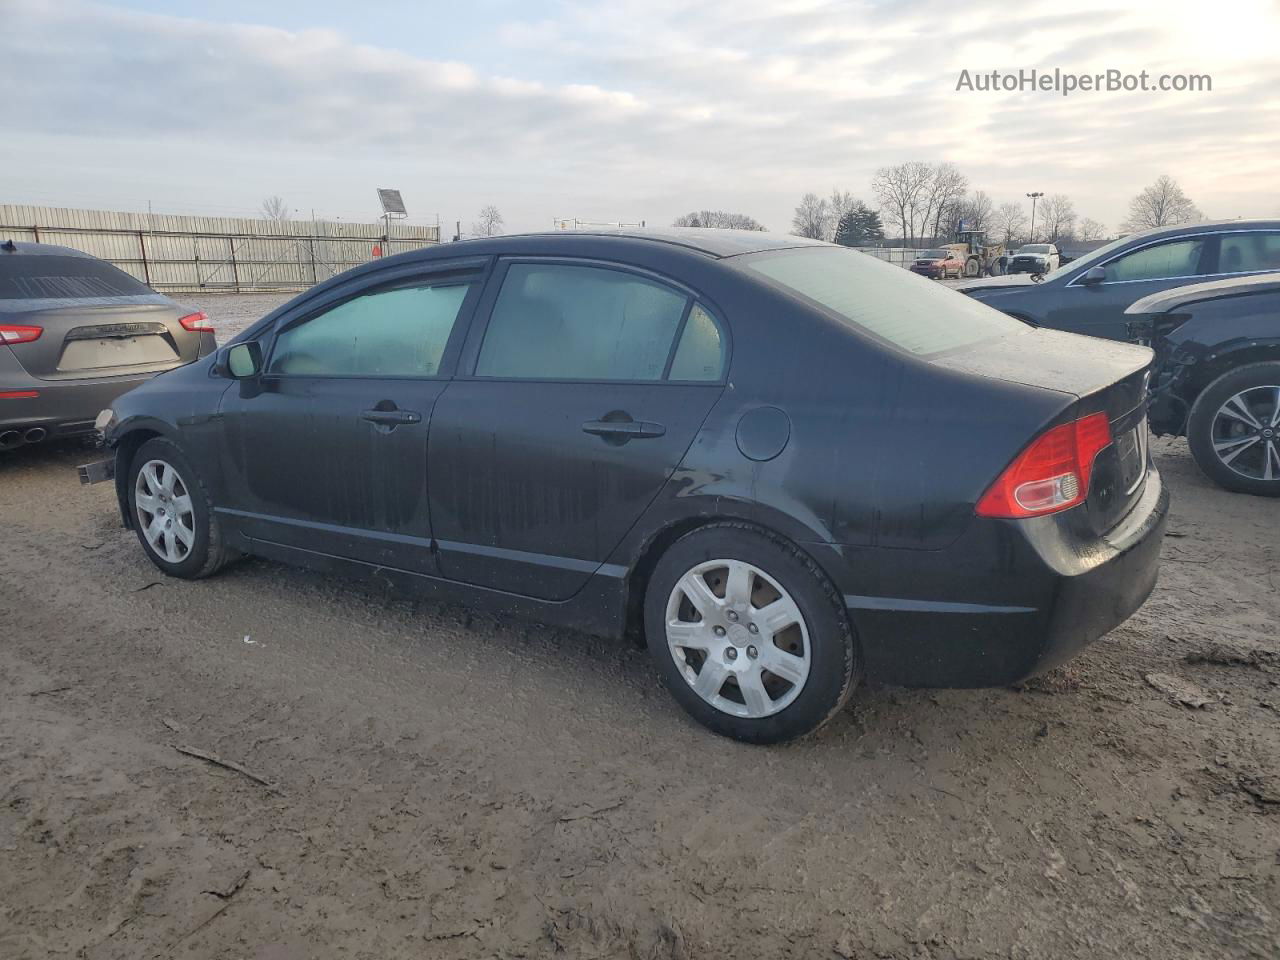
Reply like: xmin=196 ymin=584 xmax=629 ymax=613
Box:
xmin=1 ymin=333 xmax=212 ymax=437
xmin=0 ymin=372 xmax=160 ymax=436
xmin=808 ymin=469 xmax=1170 ymax=687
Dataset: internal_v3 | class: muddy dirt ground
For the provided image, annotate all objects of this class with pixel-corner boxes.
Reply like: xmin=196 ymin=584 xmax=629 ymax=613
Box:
xmin=1 ymin=294 xmax=1277 ymax=959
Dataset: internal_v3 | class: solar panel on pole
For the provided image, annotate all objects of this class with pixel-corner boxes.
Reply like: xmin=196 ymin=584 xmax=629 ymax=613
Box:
xmin=377 ymin=189 xmax=407 ymax=216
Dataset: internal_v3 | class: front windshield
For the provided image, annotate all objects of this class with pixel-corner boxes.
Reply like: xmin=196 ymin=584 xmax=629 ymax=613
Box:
xmin=921 ymin=249 xmax=949 ymax=259
xmin=1041 ymin=234 xmax=1131 ymax=281
xmin=1018 ymin=244 xmax=1051 ymax=254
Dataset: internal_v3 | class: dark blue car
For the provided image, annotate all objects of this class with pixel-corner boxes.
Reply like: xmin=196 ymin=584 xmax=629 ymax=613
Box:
xmin=958 ymin=219 xmax=1280 ymax=341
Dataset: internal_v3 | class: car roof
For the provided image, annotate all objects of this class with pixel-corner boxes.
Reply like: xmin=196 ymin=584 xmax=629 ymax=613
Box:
xmin=0 ymin=240 xmax=96 ymax=259
xmin=442 ymin=228 xmax=828 ymax=259
xmin=1125 ymin=270 xmax=1280 ymax=315
xmin=1120 ymin=218 xmax=1280 ymax=243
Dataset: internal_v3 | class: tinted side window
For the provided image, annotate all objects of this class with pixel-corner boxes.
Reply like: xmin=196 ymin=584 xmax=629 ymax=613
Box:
xmin=475 ymin=263 xmax=688 ymax=381
xmin=1103 ymin=239 xmax=1206 ymax=283
xmin=269 ymin=280 xmax=472 ymax=377
xmin=1218 ymin=232 xmax=1280 ymax=273
xmin=668 ymin=304 xmax=726 ymax=381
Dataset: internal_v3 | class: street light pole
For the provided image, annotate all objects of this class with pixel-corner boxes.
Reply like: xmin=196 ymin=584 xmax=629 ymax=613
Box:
xmin=1026 ymin=192 xmax=1044 ymax=243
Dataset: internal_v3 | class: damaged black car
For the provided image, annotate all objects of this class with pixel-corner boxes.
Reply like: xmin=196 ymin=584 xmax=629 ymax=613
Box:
xmin=1126 ymin=271 xmax=1280 ymax=495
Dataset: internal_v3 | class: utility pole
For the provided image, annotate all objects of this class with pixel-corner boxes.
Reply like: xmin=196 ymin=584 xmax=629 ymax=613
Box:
xmin=1026 ymin=192 xmax=1044 ymax=243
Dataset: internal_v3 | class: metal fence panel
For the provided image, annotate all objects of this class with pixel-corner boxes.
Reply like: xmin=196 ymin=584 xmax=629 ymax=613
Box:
xmin=0 ymin=205 xmax=441 ymax=292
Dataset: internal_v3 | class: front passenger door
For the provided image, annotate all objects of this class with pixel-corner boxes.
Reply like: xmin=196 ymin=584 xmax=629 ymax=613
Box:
xmin=1046 ymin=237 xmax=1210 ymax=340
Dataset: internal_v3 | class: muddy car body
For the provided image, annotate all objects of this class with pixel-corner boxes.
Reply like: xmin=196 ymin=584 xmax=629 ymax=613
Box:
xmin=90 ymin=230 xmax=1169 ymax=742
xmin=0 ymin=241 xmax=214 ymax=449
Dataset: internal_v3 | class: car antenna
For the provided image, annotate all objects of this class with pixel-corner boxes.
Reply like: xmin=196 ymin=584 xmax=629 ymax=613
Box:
xmin=1 ymin=239 xmax=16 ymax=252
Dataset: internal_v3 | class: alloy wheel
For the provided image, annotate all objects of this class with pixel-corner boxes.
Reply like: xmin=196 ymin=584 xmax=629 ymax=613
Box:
xmin=1211 ymin=386 xmax=1280 ymax=481
xmin=665 ymin=558 xmax=811 ymax=718
xmin=135 ymin=459 xmax=196 ymax=563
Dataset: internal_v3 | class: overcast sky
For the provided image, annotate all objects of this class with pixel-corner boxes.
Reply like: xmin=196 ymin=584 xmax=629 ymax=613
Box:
xmin=2 ymin=0 xmax=1278 ymax=234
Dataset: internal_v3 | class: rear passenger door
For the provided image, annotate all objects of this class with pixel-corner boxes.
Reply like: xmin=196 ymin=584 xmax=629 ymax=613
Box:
xmin=428 ymin=259 xmax=729 ymax=600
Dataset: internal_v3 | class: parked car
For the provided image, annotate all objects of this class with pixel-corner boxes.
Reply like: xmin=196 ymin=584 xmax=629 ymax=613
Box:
xmin=1007 ymin=243 xmax=1060 ymax=274
xmin=957 ymin=219 xmax=1280 ymax=342
xmin=0 ymin=240 xmax=214 ymax=450
xmin=83 ymin=230 xmax=1168 ymax=743
xmin=908 ymin=248 xmax=965 ymax=279
xmin=1125 ymin=271 xmax=1280 ymax=496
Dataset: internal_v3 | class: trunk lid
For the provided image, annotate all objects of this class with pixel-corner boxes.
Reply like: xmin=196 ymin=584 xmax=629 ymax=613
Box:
xmin=934 ymin=327 xmax=1154 ymax=534
xmin=1 ymin=300 xmax=200 ymax=381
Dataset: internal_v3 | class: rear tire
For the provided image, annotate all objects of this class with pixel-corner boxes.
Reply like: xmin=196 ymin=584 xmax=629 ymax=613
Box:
xmin=964 ymin=258 xmax=980 ymax=278
xmin=1186 ymin=362 xmax=1280 ymax=497
xmin=127 ymin=437 xmax=236 ymax=577
xmin=644 ymin=523 xmax=857 ymax=744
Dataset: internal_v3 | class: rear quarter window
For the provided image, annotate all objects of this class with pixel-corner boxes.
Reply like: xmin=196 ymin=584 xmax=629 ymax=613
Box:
xmin=739 ymin=246 xmax=1024 ymax=356
xmin=0 ymin=255 xmax=153 ymax=299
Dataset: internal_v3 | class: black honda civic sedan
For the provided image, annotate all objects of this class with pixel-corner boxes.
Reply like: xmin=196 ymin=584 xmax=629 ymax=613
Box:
xmin=85 ymin=230 xmax=1169 ymax=742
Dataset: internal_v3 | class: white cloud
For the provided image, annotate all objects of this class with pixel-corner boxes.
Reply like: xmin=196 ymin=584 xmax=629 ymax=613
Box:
xmin=2 ymin=0 xmax=1278 ymax=231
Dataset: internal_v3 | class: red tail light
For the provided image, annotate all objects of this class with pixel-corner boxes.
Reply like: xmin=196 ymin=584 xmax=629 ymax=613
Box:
xmin=179 ymin=311 xmax=213 ymax=333
xmin=976 ymin=412 xmax=1113 ymax=518
xmin=0 ymin=324 xmax=42 ymax=344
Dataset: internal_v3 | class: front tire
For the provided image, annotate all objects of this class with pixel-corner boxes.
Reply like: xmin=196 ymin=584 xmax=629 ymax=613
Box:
xmin=644 ymin=523 xmax=857 ymax=743
xmin=127 ymin=437 xmax=235 ymax=577
xmin=1186 ymin=362 xmax=1280 ymax=496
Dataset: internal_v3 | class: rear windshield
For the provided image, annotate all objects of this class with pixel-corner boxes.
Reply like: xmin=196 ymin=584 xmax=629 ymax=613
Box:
xmin=0 ymin=255 xmax=153 ymax=299
xmin=739 ymin=246 xmax=1024 ymax=356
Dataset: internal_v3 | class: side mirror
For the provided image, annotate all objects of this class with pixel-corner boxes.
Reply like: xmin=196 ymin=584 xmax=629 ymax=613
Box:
xmin=1080 ymin=266 xmax=1106 ymax=286
xmin=225 ymin=341 xmax=263 ymax=378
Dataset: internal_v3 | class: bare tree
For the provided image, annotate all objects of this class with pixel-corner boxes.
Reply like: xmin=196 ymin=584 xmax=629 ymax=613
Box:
xmin=1078 ymin=217 xmax=1107 ymax=241
xmin=260 ymin=195 xmax=290 ymax=222
xmin=1039 ymin=194 xmax=1078 ymax=244
xmin=871 ymin=161 xmax=932 ymax=243
xmin=1123 ymin=175 xmax=1203 ymax=230
xmin=827 ymin=189 xmax=857 ymax=242
xmin=791 ymin=193 xmax=830 ymax=240
xmin=922 ymin=163 xmax=969 ymax=242
xmin=958 ymin=190 xmax=994 ymax=233
xmin=672 ymin=210 xmax=765 ymax=230
xmin=472 ymin=205 xmax=504 ymax=237
xmin=994 ymin=202 xmax=1028 ymax=248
